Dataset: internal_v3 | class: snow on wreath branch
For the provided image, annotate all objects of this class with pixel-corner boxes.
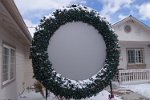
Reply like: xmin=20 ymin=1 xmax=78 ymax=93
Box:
xmin=30 ymin=4 xmax=120 ymax=99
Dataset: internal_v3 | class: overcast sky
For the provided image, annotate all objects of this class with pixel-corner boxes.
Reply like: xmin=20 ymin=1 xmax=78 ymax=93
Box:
xmin=14 ymin=0 xmax=150 ymax=36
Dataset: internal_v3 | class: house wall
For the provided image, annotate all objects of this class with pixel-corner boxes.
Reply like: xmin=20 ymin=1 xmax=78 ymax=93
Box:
xmin=0 ymin=25 xmax=27 ymax=100
xmin=113 ymin=20 xmax=150 ymax=42
xmin=119 ymin=42 xmax=150 ymax=69
xmin=24 ymin=50 xmax=34 ymax=88
xmin=0 ymin=1 xmax=32 ymax=100
xmin=113 ymin=19 xmax=150 ymax=70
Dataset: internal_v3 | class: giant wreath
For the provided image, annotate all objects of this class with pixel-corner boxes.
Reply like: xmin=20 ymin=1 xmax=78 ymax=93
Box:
xmin=31 ymin=5 xmax=120 ymax=99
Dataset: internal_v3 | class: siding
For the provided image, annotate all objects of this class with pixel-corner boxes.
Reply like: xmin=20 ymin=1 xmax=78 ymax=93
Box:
xmin=0 ymin=1 xmax=31 ymax=99
xmin=24 ymin=49 xmax=34 ymax=88
xmin=113 ymin=20 xmax=150 ymax=42
xmin=113 ymin=19 xmax=150 ymax=70
xmin=118 ymin=42 xmax=150 ymax=70
xmin=0 ymin=25 xmax=27 ymax=100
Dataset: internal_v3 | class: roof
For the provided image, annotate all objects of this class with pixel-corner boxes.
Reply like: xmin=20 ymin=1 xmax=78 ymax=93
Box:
xmin=1 ymin=0 xmax=32 ymax=44
xmin=112 ymin=15 xmax=150 ymax=31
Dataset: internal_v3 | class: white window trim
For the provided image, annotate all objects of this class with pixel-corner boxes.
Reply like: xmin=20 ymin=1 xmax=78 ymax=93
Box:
xmin=2 ymin=44 xmax=16 ymax=86
xmin=127 ymin=48 xmax=144 ymax=65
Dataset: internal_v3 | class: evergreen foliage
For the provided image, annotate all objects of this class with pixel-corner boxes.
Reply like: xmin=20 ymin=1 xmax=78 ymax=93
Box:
xmin=31 ymin=5 xmax=120 ymax=99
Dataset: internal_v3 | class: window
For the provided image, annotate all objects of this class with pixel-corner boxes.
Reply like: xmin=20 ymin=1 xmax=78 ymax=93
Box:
xmin=124 ymin=25 xmax=131 ymax=33
xmin=127 ymin=48 xmax=144 ymax=64
xmin=2 ymin=44 xmax=16 ymax=85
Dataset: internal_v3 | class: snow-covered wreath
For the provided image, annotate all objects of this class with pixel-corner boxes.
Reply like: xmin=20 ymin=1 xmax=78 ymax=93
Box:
xmin=31 ymin=5 xmax=120 ymax=99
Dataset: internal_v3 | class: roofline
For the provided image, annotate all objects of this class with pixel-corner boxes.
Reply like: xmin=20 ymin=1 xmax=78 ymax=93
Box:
xmin=112 ymin=15 xmax=150 ymax=31
xmin=1 ymin=0 xmax=32 ymax=44
xmin=112 ymin=15 xmax=131 ymax=26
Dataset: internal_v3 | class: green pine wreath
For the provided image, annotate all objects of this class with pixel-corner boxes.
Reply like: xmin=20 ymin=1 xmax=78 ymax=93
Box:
xmin=31 ymin=5 xmax=120 ymax=99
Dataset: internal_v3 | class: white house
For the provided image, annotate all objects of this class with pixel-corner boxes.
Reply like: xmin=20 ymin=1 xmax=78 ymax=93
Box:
xmin=112 ymin=15 xmax=150 ymax=84
xmin=0 ymin=0 xmax=33 ymax=99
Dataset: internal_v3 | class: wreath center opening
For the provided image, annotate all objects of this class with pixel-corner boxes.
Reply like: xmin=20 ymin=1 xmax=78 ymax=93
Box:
xmin=47 ymin=22 xmax=106 ymax=80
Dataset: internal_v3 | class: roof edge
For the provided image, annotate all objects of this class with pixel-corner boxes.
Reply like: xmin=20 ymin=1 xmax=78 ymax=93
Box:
xmin=1 ymin=0 xmax=32 ymax=44
xmin=112 ymin=15 xmax=150 ymax=31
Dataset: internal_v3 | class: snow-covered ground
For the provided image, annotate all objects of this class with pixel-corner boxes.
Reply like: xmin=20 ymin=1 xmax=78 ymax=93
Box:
xmin=18 ymin=90 xmax=122 ymax=100
xmin=18 ymin=83 xmax=150 ymax=100
xmin=121 ymin=83 xmax=150 ymax=99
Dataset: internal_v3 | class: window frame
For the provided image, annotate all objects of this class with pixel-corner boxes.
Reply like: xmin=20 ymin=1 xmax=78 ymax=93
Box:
xmin=1 ymin=43 xmax=16 ymax=87
xmin=127 ymin=48 xmax=144 ymax=65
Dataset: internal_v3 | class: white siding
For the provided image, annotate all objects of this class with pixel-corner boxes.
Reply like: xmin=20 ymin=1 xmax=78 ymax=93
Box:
xmin=0 ymin=25 xmax=28 ymax=100
xmin=118 ymin=41 xmax=150 ymax=70
xmin=118 ymin=43 xmax=127 ymax=69
xmin=113 ymin=20 xmax=150 ymax=42
xmin=0 ymin=1 xmax=32 ymax=99
xmin=24 ymin=49 xmax=34 ymax=88
xmin=113 ymin=18 xmax=150 ymax=70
